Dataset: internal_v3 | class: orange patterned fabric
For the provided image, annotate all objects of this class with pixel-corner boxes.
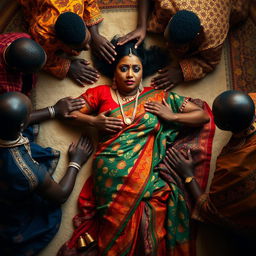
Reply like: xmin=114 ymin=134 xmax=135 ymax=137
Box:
xmin=147 ymin=0 xmax=251 ymax=81
xmin=17 ymin=0 xmax=103 ymax=79
xmin=192 ymin=93 xmax=256 ymax=235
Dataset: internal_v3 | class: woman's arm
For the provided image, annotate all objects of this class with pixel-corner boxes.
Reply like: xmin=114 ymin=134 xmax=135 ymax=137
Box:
xmin=144 ymin=99 xmax=210 ymax=127
xmin=71 ymin=102 xmax=124 ymax=133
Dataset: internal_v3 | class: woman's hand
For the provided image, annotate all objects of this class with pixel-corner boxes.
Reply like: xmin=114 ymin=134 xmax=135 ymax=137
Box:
xmin=91 ymin=110 xmax=124 ymax=133
xmin=53 ymin=97 xmax=86 ymax=119
xmin=91 ymin=34 xmax=117 ymax=64
xmin=68 ymin=59 xmax=100 ymax=86
xmin=151 ymin=65 xmax=184 ymax=91
xmin=163 ymin=148 xmax=194 ymax=178
xmin=117 ymin=27 xmax=146 ymax=48
xmin=144 ymin=99 xmax=176 ymax=122
xmin=68 ymin=136 xmax=94 ymax=166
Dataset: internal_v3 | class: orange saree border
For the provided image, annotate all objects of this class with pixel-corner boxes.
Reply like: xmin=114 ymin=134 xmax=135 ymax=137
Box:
xmin=100 ymin=133 xmax=155 ymax=255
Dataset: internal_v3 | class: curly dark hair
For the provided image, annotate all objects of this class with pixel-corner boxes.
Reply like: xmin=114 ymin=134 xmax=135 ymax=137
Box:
xmin=92 ymin=36 xmax=169 ymax=78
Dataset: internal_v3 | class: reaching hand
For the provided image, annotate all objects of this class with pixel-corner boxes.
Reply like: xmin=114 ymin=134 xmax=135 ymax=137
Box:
xmin=68 ymin=59 xmax=99 ymax=86
xmin=53 ymin=97 xmax=86 ymax=120
xmin=151 ymin=65 xmax=184 ymax=91
xmin=144 ymin=99 xmax=176 ymax=122
xmin=117 ymin=27 xmax=146 ymax=48
xmin=68 ymin=136 xmax=94 ymax=166
xmin=91 ymin=34 xmax=116 ymax=64
xmin=163 ymin=148 xmax=194 ymax=178
xmin=92 ymin=110 xmax=124 ymax=133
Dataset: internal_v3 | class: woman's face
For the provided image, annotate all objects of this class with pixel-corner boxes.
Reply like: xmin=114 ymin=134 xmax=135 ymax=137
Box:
xmin=115 ymin=55 xmax=143 ymax=95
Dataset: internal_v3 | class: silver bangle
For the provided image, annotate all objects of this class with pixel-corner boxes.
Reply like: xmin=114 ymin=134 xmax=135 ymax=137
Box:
xmin=48 ymin=106 xmax=55 ymax=118
xmin=68 ymin=161 xmax=81 ymax=172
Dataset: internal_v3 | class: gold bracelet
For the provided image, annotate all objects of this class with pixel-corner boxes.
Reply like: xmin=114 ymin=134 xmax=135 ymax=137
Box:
xmin=184 ymin=176 xmax=195 ymax=184
xmin=68 ymin=161 xmax=81 ymax=172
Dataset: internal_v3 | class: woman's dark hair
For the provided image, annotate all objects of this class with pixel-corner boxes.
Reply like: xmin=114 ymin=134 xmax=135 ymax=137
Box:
xmin=92 ymin=36 xmax=169 ymax=78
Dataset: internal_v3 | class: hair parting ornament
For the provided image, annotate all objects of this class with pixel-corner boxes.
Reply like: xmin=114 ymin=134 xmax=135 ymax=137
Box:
xmin=128 ymin=48 xmax=133 ymax=57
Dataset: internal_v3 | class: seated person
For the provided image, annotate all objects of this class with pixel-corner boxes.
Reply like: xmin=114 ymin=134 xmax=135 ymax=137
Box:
xmin=166 ymin=90 xmax=256 ymax=255
xmin=119 ymin=0 xmax=251 ymax=90
xmin=17 ymin=0 xmax=117 ymax=86
xmin=0 ymin=33 xmax=46 ymax=95
xmin=0 ymin=92 xmax=93 ymax=256
xmin=57 ymin=38 xmax=210 ymax=256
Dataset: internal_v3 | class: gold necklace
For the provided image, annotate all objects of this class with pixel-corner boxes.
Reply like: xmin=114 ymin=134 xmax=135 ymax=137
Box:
xmin=119 ymin=94 xmax=137 ymax=102
xmin=115 ymin=90 xmax=140 ymax=125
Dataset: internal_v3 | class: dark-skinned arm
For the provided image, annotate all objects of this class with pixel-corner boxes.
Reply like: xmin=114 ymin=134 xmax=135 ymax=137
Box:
xmin=89 ymin=24 xmax=117 ymax=64
xmin=144 ymin=99 xmax=210 ymax=127
xmin=29 ymin=97 xmax=86 ymax=125
xmin=70 ymin=107 xmax=124 ymax=133
xmin=164 ymin=148 xmax=203 ymax=200
xmin=36 ymin=136 xmax=93 ymax=204
xmin=118 ymin=0 xmax=150 ymax=48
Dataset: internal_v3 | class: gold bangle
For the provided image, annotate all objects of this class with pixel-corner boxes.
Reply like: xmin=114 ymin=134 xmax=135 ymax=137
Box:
xmin=184 ymin=176 xmax=195 ymax=184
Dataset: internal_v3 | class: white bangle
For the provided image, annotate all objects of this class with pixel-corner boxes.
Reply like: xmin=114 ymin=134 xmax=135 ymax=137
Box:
xmin=48 ymin=106 xmax=55 ymax=118
xmin=68 ymin=161 xmax=81 ymax=172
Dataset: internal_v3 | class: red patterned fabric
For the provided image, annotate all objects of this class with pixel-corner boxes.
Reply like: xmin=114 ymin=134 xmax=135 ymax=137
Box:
xmin=0 ymin=32 xmax=37 ymax=96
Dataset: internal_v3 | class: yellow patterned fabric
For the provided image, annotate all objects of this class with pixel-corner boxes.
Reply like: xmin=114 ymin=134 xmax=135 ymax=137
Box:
xmin=147 ymin=0 xmax=251 ymax=81
xmin=17 ymin=0 xmax=103 ymax=79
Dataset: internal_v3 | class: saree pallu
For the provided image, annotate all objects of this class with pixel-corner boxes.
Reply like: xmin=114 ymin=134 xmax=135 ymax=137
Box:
xmin=58 ymin=89 xmax=212 ymax=256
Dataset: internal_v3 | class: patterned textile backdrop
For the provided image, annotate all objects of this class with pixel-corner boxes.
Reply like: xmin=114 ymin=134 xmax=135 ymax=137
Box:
xmin=98 ymin=0 xmax=137 ymax=9
xmin=227 ymin=17 xmax=256 ymax=92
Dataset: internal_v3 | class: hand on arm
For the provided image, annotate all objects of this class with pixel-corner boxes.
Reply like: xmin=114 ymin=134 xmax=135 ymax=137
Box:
xmin=89 ymin=24 xmax=117 ymax=64
xmin=68 ymin=59 xmax=100 ymax=86
xmin=144 ymin=99 xmax=177 ymax=122
xmin=36 ymin=136 xmax=94 ymax=204
xmin=164 ymin=148 xmax=203 ymax=200
xmin=72 ymin=109 xmax=124 ymax=133
xmin=145 ymin=99 xmax=209 ymax=126
xmin=29 ymin=97 xmax=86 ymax=125
xmin=151 ymin=65 xmax=184 ymax=91
xmin=117 ymin=0 xmax=150 ymax=48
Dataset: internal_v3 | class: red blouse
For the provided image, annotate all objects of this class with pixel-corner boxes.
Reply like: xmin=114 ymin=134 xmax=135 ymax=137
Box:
xmin=80 ymin=85 xmax=152 ymax=114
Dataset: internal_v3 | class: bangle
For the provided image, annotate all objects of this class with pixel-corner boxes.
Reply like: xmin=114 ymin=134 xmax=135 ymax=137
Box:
xmin=48 ymin=106 xmax=55 ymax=118
xmin=184 ymin=176 xmax=195 ymax=184
xmin=68 ymin=161 xmax=81 ymax=172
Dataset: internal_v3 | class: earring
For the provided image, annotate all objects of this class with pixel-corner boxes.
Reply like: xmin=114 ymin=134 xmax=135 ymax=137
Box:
xmin=112 ymin=77 xmax=117 ymax=89
xmin=139 ymin=79 xmax=143 ymax=91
